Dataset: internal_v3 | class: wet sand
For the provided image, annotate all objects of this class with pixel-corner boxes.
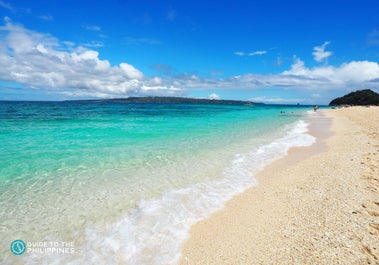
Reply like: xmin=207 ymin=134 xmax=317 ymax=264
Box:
xmin=181 ymin=106 xmax=379 ymax=265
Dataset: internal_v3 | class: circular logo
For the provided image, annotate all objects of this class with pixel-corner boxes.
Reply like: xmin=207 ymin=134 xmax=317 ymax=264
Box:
xmin=10 ymin=239 xmax=26 ymax=255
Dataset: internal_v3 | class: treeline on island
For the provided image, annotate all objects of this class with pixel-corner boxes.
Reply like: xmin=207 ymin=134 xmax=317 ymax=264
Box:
xmin=329 ymin=89 xmax=379 ymax=106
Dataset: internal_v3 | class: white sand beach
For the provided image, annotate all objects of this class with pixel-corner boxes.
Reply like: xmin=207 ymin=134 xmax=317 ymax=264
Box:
xmin=181 ymin=106 xmax=379 ymax=265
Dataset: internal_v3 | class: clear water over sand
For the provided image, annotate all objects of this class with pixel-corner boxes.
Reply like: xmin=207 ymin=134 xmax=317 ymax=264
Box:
xmin=0 ymin=101 xmax=316 ymax=264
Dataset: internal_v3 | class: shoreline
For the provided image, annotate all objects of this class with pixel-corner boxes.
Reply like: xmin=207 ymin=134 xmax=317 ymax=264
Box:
xmin=180 ymin=106 xmax=379 ymax=264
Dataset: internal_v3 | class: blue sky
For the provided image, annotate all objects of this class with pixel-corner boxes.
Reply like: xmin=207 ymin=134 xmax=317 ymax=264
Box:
xmin=0 ymin=0 xmax=379 ymax=104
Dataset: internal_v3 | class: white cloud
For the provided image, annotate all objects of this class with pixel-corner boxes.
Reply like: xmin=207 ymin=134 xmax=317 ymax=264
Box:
xmin=0 ymin=19 xmax=182 ymax=98
xmin=234 ymin=51 xmax=245 ymax=56
xmin=234 ymin=50 xmax=267 ymax=56
xmin=169 ymin=57 xmax=379 ymax=93
xmin=283 ymin=58 xmax=379 ymax=84
xmin=120 ymin=63 xmax=144 ymax=80
xmin=250 ymin=96 xmax=303 ymax=104
xmin=248 ymin=50 xmax=267 ymax=56
xmin=1 ymin=19 xmax=379 ymax=102
xmin=83 ymin=41 xmax=104 ymax=48
xmin=208 ymin=93 xmax=220 ymax=100
xmin=312 ymin=41 xmax=332 ymax=62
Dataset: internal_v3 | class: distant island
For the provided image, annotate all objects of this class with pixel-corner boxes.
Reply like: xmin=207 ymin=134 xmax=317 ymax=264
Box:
xmin=329 ymin=89 xmax=379 ymax=106
xmin=66 ymin=96 xmax=263 ymax=106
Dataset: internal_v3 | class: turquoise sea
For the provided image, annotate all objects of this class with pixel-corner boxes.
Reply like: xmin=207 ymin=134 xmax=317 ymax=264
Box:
xmin=0 ymin=101 xmax=316 ymax=264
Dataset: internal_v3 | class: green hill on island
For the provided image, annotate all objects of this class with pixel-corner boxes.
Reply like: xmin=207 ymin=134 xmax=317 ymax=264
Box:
xmin=329 ymin=89 xmax=379 ymax=106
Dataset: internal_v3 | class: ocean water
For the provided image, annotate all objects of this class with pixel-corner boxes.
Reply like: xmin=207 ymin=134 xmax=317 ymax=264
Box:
xmin=0 ymin=101 xmax=316 ymax=264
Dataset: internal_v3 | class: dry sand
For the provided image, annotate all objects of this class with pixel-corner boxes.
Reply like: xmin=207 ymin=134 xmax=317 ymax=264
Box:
xmin=180 ymin=106 xmax=379 ymax=265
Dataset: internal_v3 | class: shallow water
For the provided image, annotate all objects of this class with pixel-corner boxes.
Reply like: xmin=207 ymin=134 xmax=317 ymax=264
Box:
xmin=0 ymin=101 xmax=316 ymax=264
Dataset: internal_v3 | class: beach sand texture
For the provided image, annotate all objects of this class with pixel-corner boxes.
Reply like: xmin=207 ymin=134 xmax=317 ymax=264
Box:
xmin=180 ymin=106 xmax=379 ymax=265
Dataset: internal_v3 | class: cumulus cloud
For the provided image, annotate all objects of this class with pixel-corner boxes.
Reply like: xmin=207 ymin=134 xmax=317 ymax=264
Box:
xmin=208 ymin=93 xmax=220 ymax=100
xmin=170 ymin=57 xmax=379 ymax=92
xmin=0 ymin=19 xmax=182 ymax=98
xmin=312 ymin=41 xmax=332 ymax=62
xmin=119 ymin=63 xmax=144 ymax=79
xmin=283 ymin=57 xmax=379 ymax=85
